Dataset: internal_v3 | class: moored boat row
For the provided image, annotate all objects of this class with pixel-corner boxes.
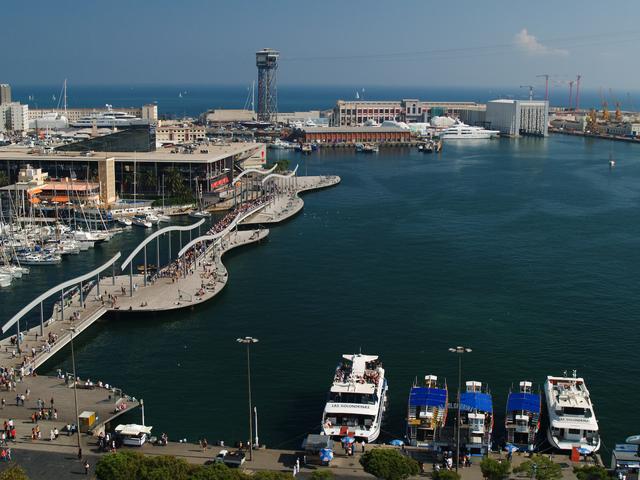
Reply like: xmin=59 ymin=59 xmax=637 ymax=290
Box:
xmin=316 ymin=355 xmax=599 ymax=456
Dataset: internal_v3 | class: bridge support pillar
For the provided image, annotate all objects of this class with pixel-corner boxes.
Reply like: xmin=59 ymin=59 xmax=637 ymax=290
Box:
xmin=61 ymin=288 xmax=65 ymax=322
xmin=168 ymin=231 xmax=172 ymax=263
xmin=156 ymin=236 xmax=160 ymax=273
xmin=143 ymin=245 xmax=148 ymax=287
xmin=16 ymin=320 xmax=20 ymax=354
xmin=179 ymin=230 xmax=182 ymax=249
xmin=79 ymin=281 xmax=84 ymax=308
xmin=129 ymin=263 xmax=133 ymax=297
xmin=96 ymin=274 xmax=100 ymax=297
xmin=112 ymin=263 xmax=115 ymax=285
xmin=40 ymin=301 xmax=44 ymax=336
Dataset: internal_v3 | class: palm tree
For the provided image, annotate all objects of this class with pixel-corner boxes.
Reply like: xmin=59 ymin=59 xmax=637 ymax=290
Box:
xmin=165 ymin=168 xmax=185 ymax=196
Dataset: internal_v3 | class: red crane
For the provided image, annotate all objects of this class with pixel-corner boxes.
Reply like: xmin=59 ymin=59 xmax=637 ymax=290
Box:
xmin=536 ymin=74 xmax=550 ymax=101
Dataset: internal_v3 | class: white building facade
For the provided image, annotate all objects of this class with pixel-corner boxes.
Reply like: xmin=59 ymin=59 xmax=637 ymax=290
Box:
xmin=486 ymin=99 xmax=549 ymax=137
xmin=0 ymin=103 xmax=29 ymax=133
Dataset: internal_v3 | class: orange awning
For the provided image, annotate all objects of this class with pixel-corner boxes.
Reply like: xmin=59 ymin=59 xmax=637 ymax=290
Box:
xmin=51 ymin=196 xmax=70 ymax=203
xmin=29 ymin=197 xmax=41 ymax=204
xmin=27 ymin=188 xmax=43 ymax=196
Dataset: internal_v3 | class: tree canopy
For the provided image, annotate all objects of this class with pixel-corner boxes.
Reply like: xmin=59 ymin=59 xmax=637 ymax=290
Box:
xmin=513 ymin=455 xmax=563 ymax=480
xmin=0 ymin=465 xmax=30 ymax=480
xmin=574 ymin=465 xmax=615 ymax=480
xmin=359 ymin=448 xmax=420 ymax=480
xmin=480 ymin=457 xmax=511 ymax=480
xmin=432 ymin=470 xmax=461 ymax=480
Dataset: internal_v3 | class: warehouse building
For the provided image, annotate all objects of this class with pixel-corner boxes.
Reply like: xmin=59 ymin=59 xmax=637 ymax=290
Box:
xmin=485 ymin=99 xmax=549 ymax=137
xmin=300 ymin=126 xmax=411 ymax=144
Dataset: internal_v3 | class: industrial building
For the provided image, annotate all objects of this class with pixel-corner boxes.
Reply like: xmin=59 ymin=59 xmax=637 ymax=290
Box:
xmin=331 ymin=99 xmax=486 ymax=126
xmin=300 ymin=126 xmax=411 ymax=144
xmin=203 ymin=109 xmax=256 ymax=124
xmin=485 ymin=99 xmax=549 ymax=137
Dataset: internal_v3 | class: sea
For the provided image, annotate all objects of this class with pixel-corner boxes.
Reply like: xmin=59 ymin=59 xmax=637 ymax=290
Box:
xmin=2 ymin=85 xmax=639 ymax=454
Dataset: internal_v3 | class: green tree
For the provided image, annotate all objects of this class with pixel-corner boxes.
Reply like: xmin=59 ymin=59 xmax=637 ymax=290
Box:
xmin=574 ymin=465 xmax=614 ymax=480
xmin=310 ymin=471 xmax=335 ymax=480
xmin=480 ymin=457 xmax=511 ymax=480
xmin=251 ymin=472 xmax=293 ymax=480
xmin=95 ymin=451 xmax=144 ymax=480
xmin=140 ymin=169 xmax=158 ymax=193
xmin=359 ymin=448 xmax=420 ymax=480
xmin=0 ymin=171 xmax=9 ymax=188
xmin=0 ymin=465 xmax=30 ymax=480
xmin=266 ymin=159 xmax=290 ymax=173
xmin=189 ymin=463 xmax=248 ymax=480
xmin=432 ymin=470 xmax=461 ymax=480
xmin=141 ymin=454 xmax=192 ymax=480
xmin=514 ymin=455 xmax=562 ymax=480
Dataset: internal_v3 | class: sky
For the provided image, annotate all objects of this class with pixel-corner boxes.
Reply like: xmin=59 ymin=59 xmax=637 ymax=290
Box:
xmin=3 ymin=0 xmax=640 ymax=91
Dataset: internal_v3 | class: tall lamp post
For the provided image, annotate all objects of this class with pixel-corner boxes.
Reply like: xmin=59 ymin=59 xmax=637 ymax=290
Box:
xmin=237 ymin=336 xmax=258 ymax=461
xmin=448 ymin=346 xmax=472 ymax=472
xmin=68 ymin=328 xmax=82 ymax=459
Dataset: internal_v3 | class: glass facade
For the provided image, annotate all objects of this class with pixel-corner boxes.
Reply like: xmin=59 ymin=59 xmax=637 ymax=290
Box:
xmin=55 ymin=125 xmax=156 ymax=153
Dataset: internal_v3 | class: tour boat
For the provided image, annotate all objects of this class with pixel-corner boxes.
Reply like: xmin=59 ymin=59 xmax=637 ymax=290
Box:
xmin=505 ymin=381 xmax=541 ymax=451
xmin=440 ymin=121 xmax=500 ymax=140
xmin=544 ymin=372 xmax=600 ymax=453
xmin=406 ymin=374 xmax=448 ymax=448
xmin=132 ymin=216 xmax=152 ymax=228
xmin=459 ymin=380 xmax=494 ymax=455
xmin=321 ymin=353 xmax=388 ymax=443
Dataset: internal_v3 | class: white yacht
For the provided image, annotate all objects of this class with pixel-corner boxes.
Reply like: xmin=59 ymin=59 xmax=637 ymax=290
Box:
xmin=440 ymin=121 xmax=499 ymax=140
xmin=145 ymin=213 xmax=160 ymax=225
xmin=321 ymin=353 xmax=388 ymax=443
xmin=117 ymin=217 xmax=132 ymax=227
xmin=0 ymin=273 xmax=11 ymax=288
xmin=132 ymin=216 xmax=152 ymax=228
xmin=544 ymin=372 xmax=600 ymax=453
xmin=71 ymin=105 xmax=148 ymax=128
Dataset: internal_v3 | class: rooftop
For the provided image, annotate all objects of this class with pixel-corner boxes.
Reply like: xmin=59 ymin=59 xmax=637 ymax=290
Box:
xmin=302 ymin=126 xmax=406 ymax=133
xmin=0 ymin=142 xmax=263 ymax=164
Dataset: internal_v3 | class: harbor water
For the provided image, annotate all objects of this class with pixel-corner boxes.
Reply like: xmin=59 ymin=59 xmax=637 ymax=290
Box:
xmin=2 ymin=134 xmax=639 ymax=452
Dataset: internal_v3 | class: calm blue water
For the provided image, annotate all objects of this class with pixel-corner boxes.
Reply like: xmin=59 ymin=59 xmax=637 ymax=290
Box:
xmin=11 ymin=84 xmax=637 ymax=117
xmin=2 ymin=134 xmax=638 ymax=453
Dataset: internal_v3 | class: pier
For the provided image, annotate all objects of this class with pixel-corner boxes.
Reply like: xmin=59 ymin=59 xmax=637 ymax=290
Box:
xmin=0 ymin=173 xmax=338 ymax=382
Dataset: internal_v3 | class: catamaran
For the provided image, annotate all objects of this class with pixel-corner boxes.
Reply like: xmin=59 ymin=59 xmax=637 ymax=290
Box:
xmin=460 ymin=380 xmax=494 ymax=455
xmin=406 ymin=375 xmax=448 ymax=448
xmin=505 ymin=381 xmax=541 ymax=451
xmin=321 ymin=353 xmax=388 ymax=443
xmin=544 ymin=372 xmax=600 ymax=453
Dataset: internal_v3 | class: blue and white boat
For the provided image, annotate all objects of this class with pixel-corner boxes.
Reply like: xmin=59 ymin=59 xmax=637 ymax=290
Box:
xmin=505 ymin=381 xmax=541 ymax=452
xmin=406 ymin=375 xmax=448 ymax=448
xmin=460 ymin=381 xmax=493 ymax=455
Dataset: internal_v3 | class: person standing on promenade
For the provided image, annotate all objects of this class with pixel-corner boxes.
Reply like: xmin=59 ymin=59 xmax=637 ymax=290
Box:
xmin=84 ymin=460 xmax=90 ymax=475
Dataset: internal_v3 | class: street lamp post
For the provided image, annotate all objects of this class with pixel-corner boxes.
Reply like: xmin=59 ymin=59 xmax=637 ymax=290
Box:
xmin=68 ymin=328 xmax=82 ymax=459
xmin=236 ymin=336 xmax=258 ymax=461
xmin=448 ymin=346 xmax=472 ymax=472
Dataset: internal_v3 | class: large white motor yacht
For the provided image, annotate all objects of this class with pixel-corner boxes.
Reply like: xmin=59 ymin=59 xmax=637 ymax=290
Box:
xmin=440 ymin=121 xmax=499 ymax=140
xmin=544 ymin=372 xmax=600 ymax=453
xmin=71 ymin=105 xmax=148 ymax=128
xmin=321 ymin=353 xmax=387 ymax=443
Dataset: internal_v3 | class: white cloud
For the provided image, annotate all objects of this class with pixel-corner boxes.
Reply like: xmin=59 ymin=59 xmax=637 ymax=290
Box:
xmin=514 ymin=29 xmax=569 ymax=56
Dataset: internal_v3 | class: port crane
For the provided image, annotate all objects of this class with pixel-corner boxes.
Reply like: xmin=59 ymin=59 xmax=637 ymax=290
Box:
xmin=536 ymin=74 xmax=550 ymax=101
xmin=519 ymin=85 xmax=535 ymax=101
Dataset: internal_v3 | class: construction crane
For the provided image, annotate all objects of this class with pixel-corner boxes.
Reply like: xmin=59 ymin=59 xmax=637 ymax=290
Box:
xmin=586 ymin=108 xmax=599 ymax=133
xmin=575 ymin=75 xmax=582 ymax=111
xmin=609 ymin=88 xmax=623 ymax=122
xmin=536 ymin=74 xmax=550 ymax=101
xmin=568 ymin=81 xmax=574 ymax=110
xmin=520 ymin=85 xmax=534 ymax=101
xmin=599 ymin=87 xmax=610 ymax=121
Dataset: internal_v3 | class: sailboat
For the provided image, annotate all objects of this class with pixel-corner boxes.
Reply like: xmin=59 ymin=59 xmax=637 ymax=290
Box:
xmin=189 ymin=181 xmax=211 ymax=218
xmin=609 ymin=153 xmax=616 ymax=167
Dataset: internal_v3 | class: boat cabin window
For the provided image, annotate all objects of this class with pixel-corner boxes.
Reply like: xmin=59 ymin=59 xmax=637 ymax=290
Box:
xmin=563 ymin=407 xmax=588 ymax=416
xmin=568 ymin=428 xmax=581 ymax=435
xmin=327 ymin=414 xmax=375 ymax=429
xmin=329 ymin=392 xmax=377 ymax=404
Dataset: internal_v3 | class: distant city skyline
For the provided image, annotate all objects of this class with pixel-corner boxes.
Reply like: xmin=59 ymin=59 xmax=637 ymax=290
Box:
xmin=4 ymin=0 xmax=640 ymax=92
